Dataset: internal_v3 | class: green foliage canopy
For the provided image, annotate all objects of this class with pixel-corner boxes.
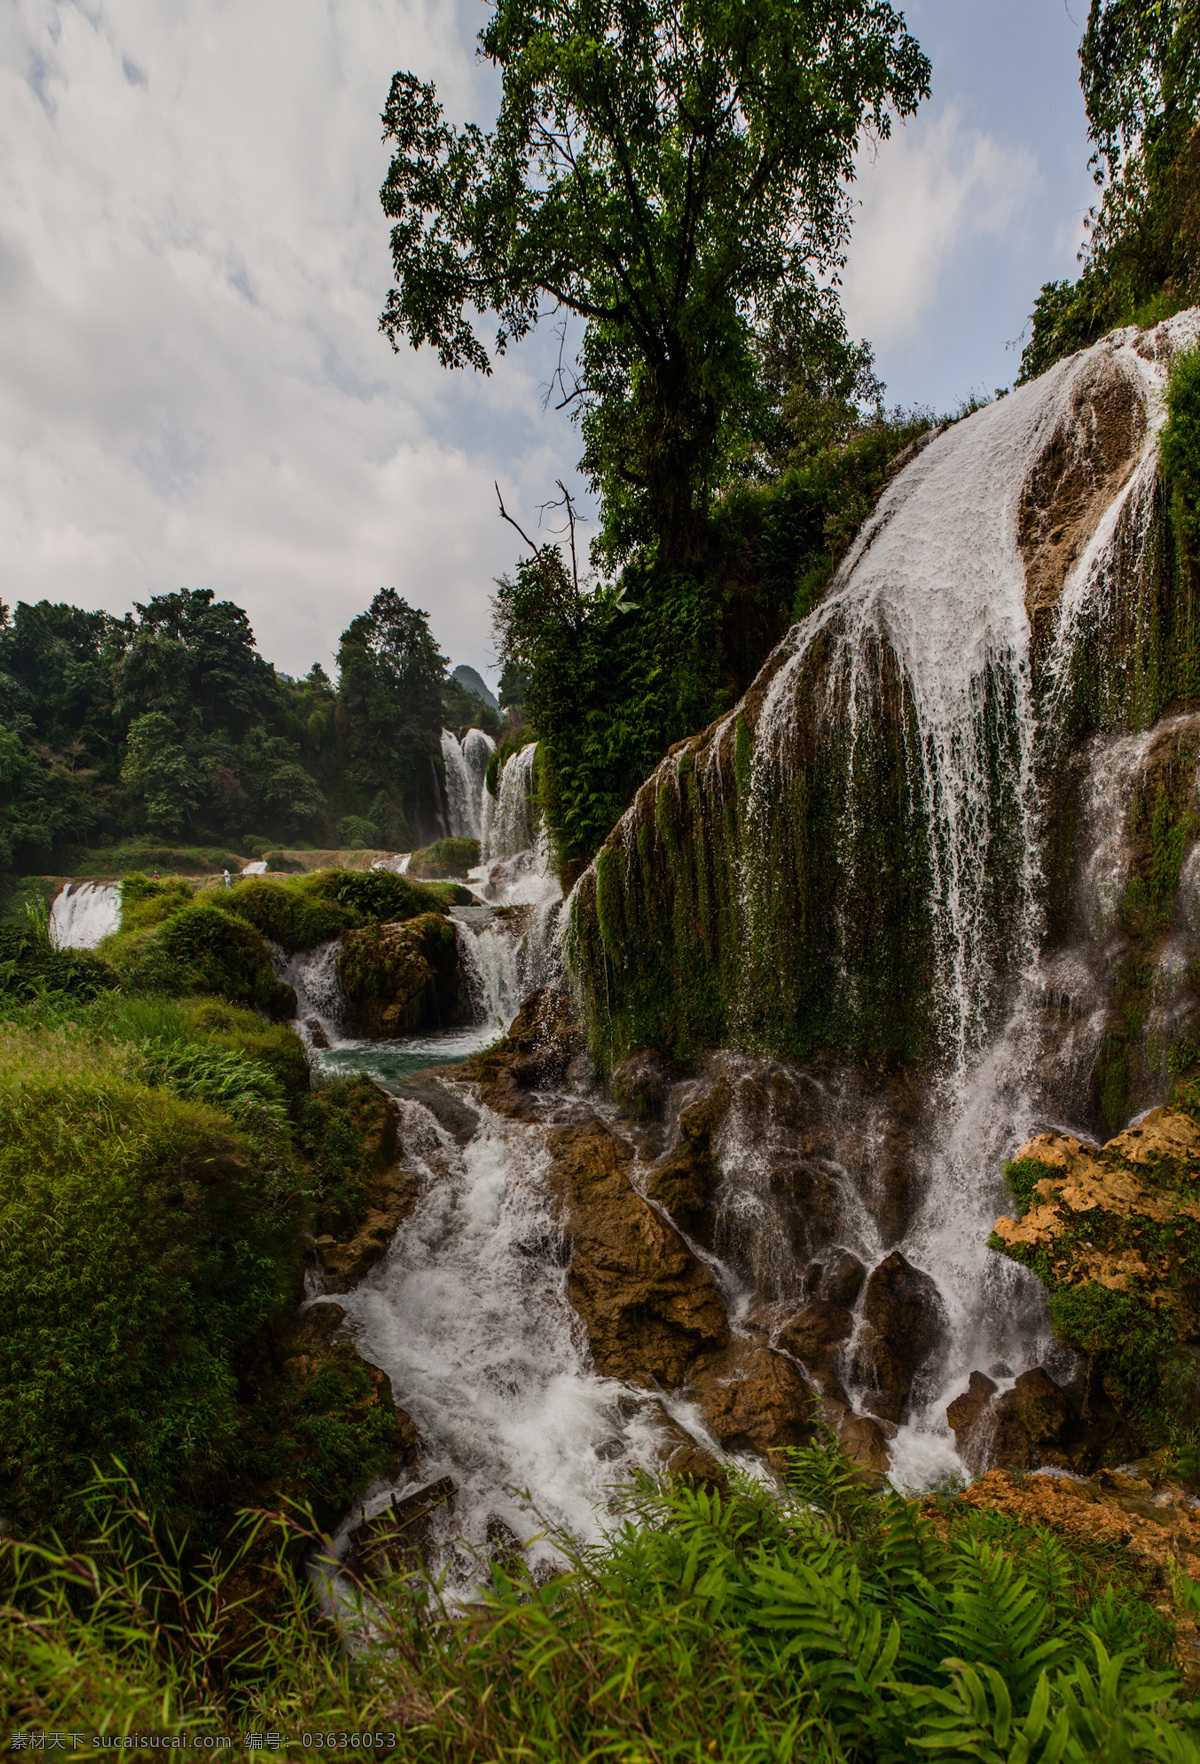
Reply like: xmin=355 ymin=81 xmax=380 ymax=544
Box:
xmin=379 ymin=0 xmax=930 ymax=561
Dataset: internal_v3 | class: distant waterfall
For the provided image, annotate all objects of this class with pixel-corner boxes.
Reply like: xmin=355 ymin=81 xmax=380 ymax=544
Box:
xmin=441 ymin=728 xmax=495 ymax=840
xmin=482 ymin=742 xmax=539 ymax=859
xmin=49 ymin=883 xmax=121 ymax=950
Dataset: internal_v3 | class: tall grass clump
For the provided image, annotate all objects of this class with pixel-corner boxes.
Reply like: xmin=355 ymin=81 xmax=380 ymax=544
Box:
xmin=3 ymin=1444 xmax=1197 ymax=1755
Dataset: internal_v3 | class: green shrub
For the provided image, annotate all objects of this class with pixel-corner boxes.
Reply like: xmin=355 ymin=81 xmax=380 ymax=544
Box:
xmin=315 ymin=865 xmax=449 ymax=924
xmin=297 ymin=1078 xmax=401 ymax=1238
xmin=1003 ymin=1156 xmax=1056 ymax=1213
xmin=0 ymin=922 xmax=111 ymax=1004
xmin=1 ymin=1442 xmax=1195 ymax=1749
xmin=210 ymin=875 xmax=353 ymax=951
xmin=119 ymin=873 xmax=194 ymax=934
xmin=0 ymin=1029 xmax=304 ymax=1536
xmin=407 ymin=837 xmax=481 ymax=878
xmin=155 ymin=902 xmax=295 ymax=1018
xmin=180 ymin=998 xmax=311 ymax=1102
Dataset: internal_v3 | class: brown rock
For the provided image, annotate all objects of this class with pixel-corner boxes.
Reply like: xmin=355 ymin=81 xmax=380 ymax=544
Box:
xmin=339 ymin=913 xmax=465 ymax=1038
xmin=612 ymin=1050 xmax=672 ymax=1121
xmin=546 ymin=1118 xmax=729 ymax=1386
xmin=693 ymin=1341 xmax=816 ymax=1460
xmin=947 ymin=1365 xmax=1077 ymax=1472
xmin=853 ymin=1252 xmax=948 ymax=1423
xmin=318 ymin=1166 xmax=424 ymax=1293
xmin=644 ymin=1080 xmax=727 ymax=1241
xmin=465 ymin=986 xmax=584 ymax=1119
xmin=1019 ymin=348 xmax=1145 ymax=646
xmin=776 ymin=1300 xmax=854 ymax=1391
xmin=946 ymin=1369 xmax=999 ymax=1460
xmin=806 ymin=1248 xmax=868 ymax=1309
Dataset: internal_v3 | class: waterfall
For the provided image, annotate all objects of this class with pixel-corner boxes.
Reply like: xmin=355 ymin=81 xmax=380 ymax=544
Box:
xmin=333 ymin=1099 xmax=669 ymax=1592
xmin=273 ymin=938 xmax=351 ymax=1048
xmin=454 ymin=899 xmax=564 ymax=1028
xmin=566 ymin=310 xmax=1200 ymax=1485
xmin=441 ymin=728 xmax=495 ymax=840
xmin=49 ymin=882 xmax=121 ymax=950
xmin=482 ymin=742 xmax=539 ymax=859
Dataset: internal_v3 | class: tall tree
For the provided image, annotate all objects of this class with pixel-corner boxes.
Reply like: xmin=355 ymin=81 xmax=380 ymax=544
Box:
xmin=336 ymin=589 xmax=447 ymax=842
xmin=378 ymin=0 xmax=929 ymax=564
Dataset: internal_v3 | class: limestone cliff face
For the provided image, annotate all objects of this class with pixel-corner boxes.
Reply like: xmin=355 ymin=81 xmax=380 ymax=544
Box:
xmin=567 ymin=313 xmax=1200 ymax=1086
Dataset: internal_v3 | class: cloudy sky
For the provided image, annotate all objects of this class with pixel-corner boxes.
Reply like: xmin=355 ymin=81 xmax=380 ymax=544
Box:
xmin=0 ymin=0 xmax=1095 ymax=683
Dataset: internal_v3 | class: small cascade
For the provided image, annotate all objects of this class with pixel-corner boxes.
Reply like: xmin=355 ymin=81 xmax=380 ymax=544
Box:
xmin=454 ymin=898 xmax=564 ymax=1029
xmin=49 ymin=882 xmax=121 ymax=950
xmin=274 ymin=939 xmax=351 ymax=1049
xmin=482 ymin=742 xmax=539 ymax=859
xmin=441 ymin=728 xmax=495 ymax=840
xmin=334 ymin=1099 xmax=669 ymax=1593
xmin=241 ymin=860 xmax=268 ymax=876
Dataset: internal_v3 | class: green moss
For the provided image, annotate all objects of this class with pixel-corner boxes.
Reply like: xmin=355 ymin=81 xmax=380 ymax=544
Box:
xmin=180 ymin=998 xmax=311 ymax=1101
xmin=1004 ymin=1156 xmax=1058 ymax=1213
xmin=134 ymin=900 xmax=294 ymax=1018
xmin=119 ymin=873 xmax=195 ymax=934
xmin=407 ymin=836 xmax=481 ymax=878
xmin=297 ymin=1078 xmax=401 ymax=1239
xmin=0 ymin=1027 xmax=305 ymax=1536
xmin=211 ymin=875 xmax=353 ymax=950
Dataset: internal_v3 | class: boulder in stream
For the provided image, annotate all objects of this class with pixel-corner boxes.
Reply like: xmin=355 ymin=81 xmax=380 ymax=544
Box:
xmin=339 ymin=912 xmax=465 ymax=1037
xmin=852 ymin=1251 xmax=948 ymax=1424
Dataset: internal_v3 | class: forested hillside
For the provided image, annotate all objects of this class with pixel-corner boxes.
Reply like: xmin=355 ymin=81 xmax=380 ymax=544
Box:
xmin=0 ymin=586 xmax=503 ymax=872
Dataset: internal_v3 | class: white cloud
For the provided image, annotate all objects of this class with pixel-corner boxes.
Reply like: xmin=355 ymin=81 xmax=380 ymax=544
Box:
xmin=0 ymin=0 xmax=571 ymax=679
xmin=842 ymin=106 xmax=1039 ymax=352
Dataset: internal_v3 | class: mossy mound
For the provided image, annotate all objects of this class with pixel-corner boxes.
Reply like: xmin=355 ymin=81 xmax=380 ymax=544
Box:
xmin=105 ymin=899 xmax=295 ymax=1018
xmin=338 ymin=912 xmax=465 ymax=1037
xmin=0 ymin=1028 xmax=303 ymax=1534
xmin=0 ymin=922 xmax=112 ymax=1002
xmin=992 ymin=1107 xmax=1200 ymax=1451
xmin=407 ymin=836 xmax=481 ymax=878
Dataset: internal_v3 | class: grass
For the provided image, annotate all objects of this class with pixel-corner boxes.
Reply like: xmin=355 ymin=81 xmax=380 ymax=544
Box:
xmin=1 ymin=1443 xmax=1197 ymax=1756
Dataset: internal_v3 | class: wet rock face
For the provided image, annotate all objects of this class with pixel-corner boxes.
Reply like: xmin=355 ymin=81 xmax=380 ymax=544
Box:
xmin=641 ymin=1053 xmax=924 ymax=1301
xmin=315 ymin=1166 xmax=424 ymax=1293
xmin=776 ymin=1299 xmax=854 ymax=1392
xmin=1019 ymin=348 xmax=1146 ymax=648
xmin=805 ymin=1248 xmax=868 ymax=1308
xmin=946 ymin=1363 xmax=1125 ymax=1475
xmin=611 ymin=1050 xmax=672 ymax=1121
xmin=691 ymin=1341 xmax=815 ymax=1462
xmin=339 ymin=912 xmax=465 ymax=1038
xmin=852 ymin=1251 xmax=948 ymax=1424
xmin=544 ymin=1117 xmax=729 ymax=1387
xmin=946 ymin=1367 xmax=1072 ymax=1473
xmin=464 ymin=986 xmax=584 ymax=1120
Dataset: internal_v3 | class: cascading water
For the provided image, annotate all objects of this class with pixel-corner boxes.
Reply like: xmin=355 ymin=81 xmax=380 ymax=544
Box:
xmin=328 ymin=1099 xmax=668 ymax=1591
xmin=49 ymin=882 xmax=121 ymax=949
xmin=274 ymin=939 xmax=352 ymax=1049
xmin=567 ymin=311 xmax=1200 ymax=1487
xmin=482 ymin=742 xmax=539 ymax=859
xmin=441 ymin=728 xmax=495 ymax=840
xmin=454 ymin=898 xmax=564 ymax=1027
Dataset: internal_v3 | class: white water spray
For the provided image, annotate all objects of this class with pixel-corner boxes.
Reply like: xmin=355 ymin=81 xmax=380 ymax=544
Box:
xmin=441 ymin=728 xmax=495 ymax=841
xmin=334 ymin=1099 xmax=668 ymax=1588
xmin=482 ymin=742 xmax=539 ymax=859
xmin=49 ymin=883 xmax=121 ymax=950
